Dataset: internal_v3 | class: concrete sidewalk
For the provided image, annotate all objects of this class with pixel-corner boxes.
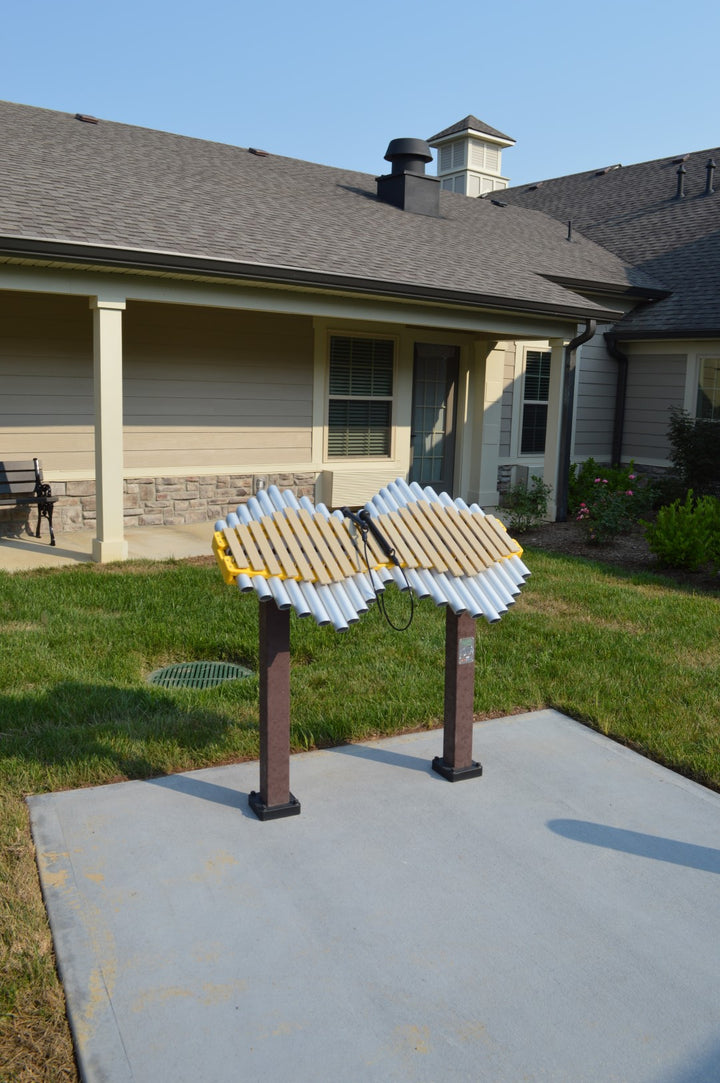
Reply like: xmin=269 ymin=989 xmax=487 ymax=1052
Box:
xmin=29 ymin=710 xmax=720 ymax=1083
xmin=0 ymin=521 xmax=213 ymax=572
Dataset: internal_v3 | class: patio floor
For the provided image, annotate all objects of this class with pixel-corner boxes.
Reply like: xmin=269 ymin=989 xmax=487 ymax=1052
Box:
xmin=28 ymin=710 xmax=720 ymax=1083
xmin=0 ymin=521 xmax=213 ymax=572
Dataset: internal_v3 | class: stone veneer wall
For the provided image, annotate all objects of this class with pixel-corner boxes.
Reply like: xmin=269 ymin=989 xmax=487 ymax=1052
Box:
xmin=0 ymin=473 xmax=318 ymax=537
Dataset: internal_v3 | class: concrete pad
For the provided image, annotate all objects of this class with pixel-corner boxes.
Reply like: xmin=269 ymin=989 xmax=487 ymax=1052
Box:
xmin=29 ymin=710 xmax=720 ymax=1082
xmin=1 ymin=521 xmax=213 ymax=572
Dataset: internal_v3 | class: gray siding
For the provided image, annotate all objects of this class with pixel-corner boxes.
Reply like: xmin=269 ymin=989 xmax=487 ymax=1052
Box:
xmin=623 ymin=354 xmax=686 ymax=462
xmin=574 ymin=329 xmax=616 ymax=460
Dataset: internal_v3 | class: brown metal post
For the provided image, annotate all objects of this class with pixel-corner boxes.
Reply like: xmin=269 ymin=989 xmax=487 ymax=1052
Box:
xmin=249 ymin=600 xmax=301 ymax=820
xmin=432 ymin=610 xmax=483 ymax=781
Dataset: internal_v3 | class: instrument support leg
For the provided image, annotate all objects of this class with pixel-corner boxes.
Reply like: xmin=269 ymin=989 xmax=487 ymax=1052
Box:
xmin=249 ymin=601 xmax=301 ymax=820
xmin=432 ymin=610 xmax=483 ymax=781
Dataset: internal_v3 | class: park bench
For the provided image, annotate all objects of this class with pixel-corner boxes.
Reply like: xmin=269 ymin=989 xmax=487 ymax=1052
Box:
xmin=0 ymin=458 xmax=57 ymax=545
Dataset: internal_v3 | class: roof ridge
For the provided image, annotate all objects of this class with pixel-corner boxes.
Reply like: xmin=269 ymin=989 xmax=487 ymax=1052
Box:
xmin=508 ymin=145 xmax=720 ymax=193
xmin=428 ymin=115 xmax=514 ymax=144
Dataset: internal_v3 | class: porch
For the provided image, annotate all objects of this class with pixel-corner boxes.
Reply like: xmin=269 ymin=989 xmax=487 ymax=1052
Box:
xmin=0 ymin=519 xmax=213 ymax=573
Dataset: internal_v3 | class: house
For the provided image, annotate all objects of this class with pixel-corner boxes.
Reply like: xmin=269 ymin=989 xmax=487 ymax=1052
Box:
xmin=0 ymin=102 xmax=668 ymax=559
xmin=438 ymin=119 xmax=720 ymax=497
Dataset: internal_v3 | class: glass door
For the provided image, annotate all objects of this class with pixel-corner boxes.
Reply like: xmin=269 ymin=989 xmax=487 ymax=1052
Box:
xmin=409 ymin=344 xmax=459 ymax=495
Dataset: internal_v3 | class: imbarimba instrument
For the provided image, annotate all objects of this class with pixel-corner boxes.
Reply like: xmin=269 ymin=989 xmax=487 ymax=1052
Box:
xmin=213 ymin=479 xmax=529 ymax=819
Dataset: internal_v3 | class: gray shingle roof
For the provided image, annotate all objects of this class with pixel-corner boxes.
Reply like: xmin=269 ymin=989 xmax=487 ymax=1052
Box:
xmin=428 ymin=115 xmax=514 ymax=144
xmin=499 ymin=151 xmax=720 ymax=336
xmin=0 ymin=101 xmax=659 ymax=321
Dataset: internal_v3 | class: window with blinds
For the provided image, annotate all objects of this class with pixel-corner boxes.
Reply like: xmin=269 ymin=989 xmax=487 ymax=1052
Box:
xmin=521 ymin=349 xmax=551 ymax=454
xmin=328 ymin=336 xmax=394 ymax=457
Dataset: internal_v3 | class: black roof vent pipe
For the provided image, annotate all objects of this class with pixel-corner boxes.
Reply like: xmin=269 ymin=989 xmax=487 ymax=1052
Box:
xmin=706 ymin=158 xmax=716 ymax=195
xmin=384 ymin=138 xmax=432 ymax=174
xmin=376 ymin=138 xmax=440 ymax=216
xmin=675 ymin=163 xmax=686 ymax=199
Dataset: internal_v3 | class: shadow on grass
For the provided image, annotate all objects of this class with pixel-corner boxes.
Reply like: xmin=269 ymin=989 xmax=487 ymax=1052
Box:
xmin=0 ymin=680 xmax=256 ymax=786
xmin=525 ymin=546 xmax=720 ymax=598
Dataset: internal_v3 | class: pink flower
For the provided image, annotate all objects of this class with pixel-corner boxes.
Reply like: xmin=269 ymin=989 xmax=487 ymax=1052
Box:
xmin=625 ymin=490 xmax=634 ymax=496
xmin=629 ymin=474 xmax=637 ymax=480
xmin=594 ymin=477 xmax=601 ymax=483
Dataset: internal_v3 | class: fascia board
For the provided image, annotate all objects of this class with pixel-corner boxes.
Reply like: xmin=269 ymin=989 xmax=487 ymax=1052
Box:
xmin=542 ymin=273 xmax=671 ymax=301
xmin=0 ymin=235 xmax=621 ymax=323
xmin=430 ymin=132 xmax=515 ymax=150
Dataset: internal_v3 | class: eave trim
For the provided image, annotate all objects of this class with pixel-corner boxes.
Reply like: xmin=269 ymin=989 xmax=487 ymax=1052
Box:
xmin=0 ymin=235 xmax=626 ymax=323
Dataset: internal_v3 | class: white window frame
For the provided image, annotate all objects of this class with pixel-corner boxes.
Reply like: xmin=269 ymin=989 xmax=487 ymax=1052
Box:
xmin=325 ymin=332 xmax=396 ymax=461
xmin=519 ymin=347 xmax=552 ymax=456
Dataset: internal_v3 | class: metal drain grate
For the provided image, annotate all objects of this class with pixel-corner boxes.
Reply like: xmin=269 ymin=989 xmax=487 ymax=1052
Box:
xmin=147 ymin=661 xmax=253 ymax=689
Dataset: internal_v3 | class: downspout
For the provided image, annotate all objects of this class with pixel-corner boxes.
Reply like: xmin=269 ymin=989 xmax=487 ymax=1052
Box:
xmin=556 ymin=319 xmax=596 ymax=521
xmin=604 ymin=331 xmax=629 ymax=468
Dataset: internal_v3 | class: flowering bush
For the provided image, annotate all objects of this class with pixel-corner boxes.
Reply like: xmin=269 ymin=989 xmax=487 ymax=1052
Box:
xmin=569 ymin=459 xmax=653 ymax=544
xmin=574 ymin=473 xmax=649 ymax=544
xmin=568 ymin=457 xmax=646 ymax=511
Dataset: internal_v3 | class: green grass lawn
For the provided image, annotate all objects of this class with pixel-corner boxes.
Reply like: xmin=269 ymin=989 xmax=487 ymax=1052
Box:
xmin=1 ymin=550 xmax=719 ymax=1080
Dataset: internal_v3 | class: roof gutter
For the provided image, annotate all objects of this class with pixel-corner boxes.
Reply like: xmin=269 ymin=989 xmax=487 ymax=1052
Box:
xmin=543 ymin=274 xmax=671 ymax=302
xmin=556 ymin=319 xmax=596 ymax=522
xmin=604 ymin=331 xmax=629 ymax=467
xmin=0 ymin=236 xmax=625 ymax=323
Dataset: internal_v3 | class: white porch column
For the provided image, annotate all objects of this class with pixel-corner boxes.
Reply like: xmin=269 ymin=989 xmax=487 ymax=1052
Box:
xmin=543 ymin=337 xmax=566 ymax=521
xmin=473 ymin=340 xmax=503 ymax=507
xmin=90 ymin=297 xmax=128 ymax=562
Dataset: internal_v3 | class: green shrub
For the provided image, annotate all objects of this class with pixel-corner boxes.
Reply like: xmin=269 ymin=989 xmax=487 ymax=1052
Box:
xmin=503 ymin=475 xmax=552 ymax=532
xmin=644 ymin=492 xmax=720 ymax=571
xmin=568 ymin=458 xmax=652 ymax=515
xmin=572 ymin=464 xmax=653 ymax=544
xmin=667 ymin=408 xmax=720 ymax=498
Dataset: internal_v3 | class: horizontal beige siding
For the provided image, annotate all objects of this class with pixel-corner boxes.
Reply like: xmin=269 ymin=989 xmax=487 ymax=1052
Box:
xmin=623 ymin=354 xmax=686 ymax=462
xmin=499 ymin=345 xmax=516 ymax=456
xmin=0 ymin=292 xmax=94 ymax=470
xmin=123 ymin=301 xmax=314 ymax=471
xmin=329 ymin=467 xmax=402 ymax=507
xmin=0 ymin=292 xmax=315 ymax=477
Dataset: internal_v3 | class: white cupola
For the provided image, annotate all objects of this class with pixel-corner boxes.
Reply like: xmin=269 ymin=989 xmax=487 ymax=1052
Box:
xmin=428 ymin=115 xmax=514 ymax=197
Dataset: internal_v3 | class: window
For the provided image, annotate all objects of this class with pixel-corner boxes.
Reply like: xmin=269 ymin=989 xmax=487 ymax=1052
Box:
xmin=698 ymin=357 xmax=720 ymax=420
xmin=327 ymin=336 xmax=393 ymax=457
xmin=521 ymin=349 xmax=551 ymax=454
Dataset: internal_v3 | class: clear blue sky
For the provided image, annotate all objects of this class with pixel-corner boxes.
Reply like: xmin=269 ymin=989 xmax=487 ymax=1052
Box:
xmin=4 ymin=0 xmax=719 ymax=186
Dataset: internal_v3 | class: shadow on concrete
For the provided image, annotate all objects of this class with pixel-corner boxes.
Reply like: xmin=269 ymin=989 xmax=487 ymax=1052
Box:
xmin=329 ymin=739 xmax=438 ymax=775
xmin=0 ymin=535 xmax=91 ymax=562
xmin=656 ymin=1034 xmax=720 ymax=1082
xmin=144 ymin=772 xmax=256 ymax=818
xmin=548 ymin=819 xmax=720 ymax=874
